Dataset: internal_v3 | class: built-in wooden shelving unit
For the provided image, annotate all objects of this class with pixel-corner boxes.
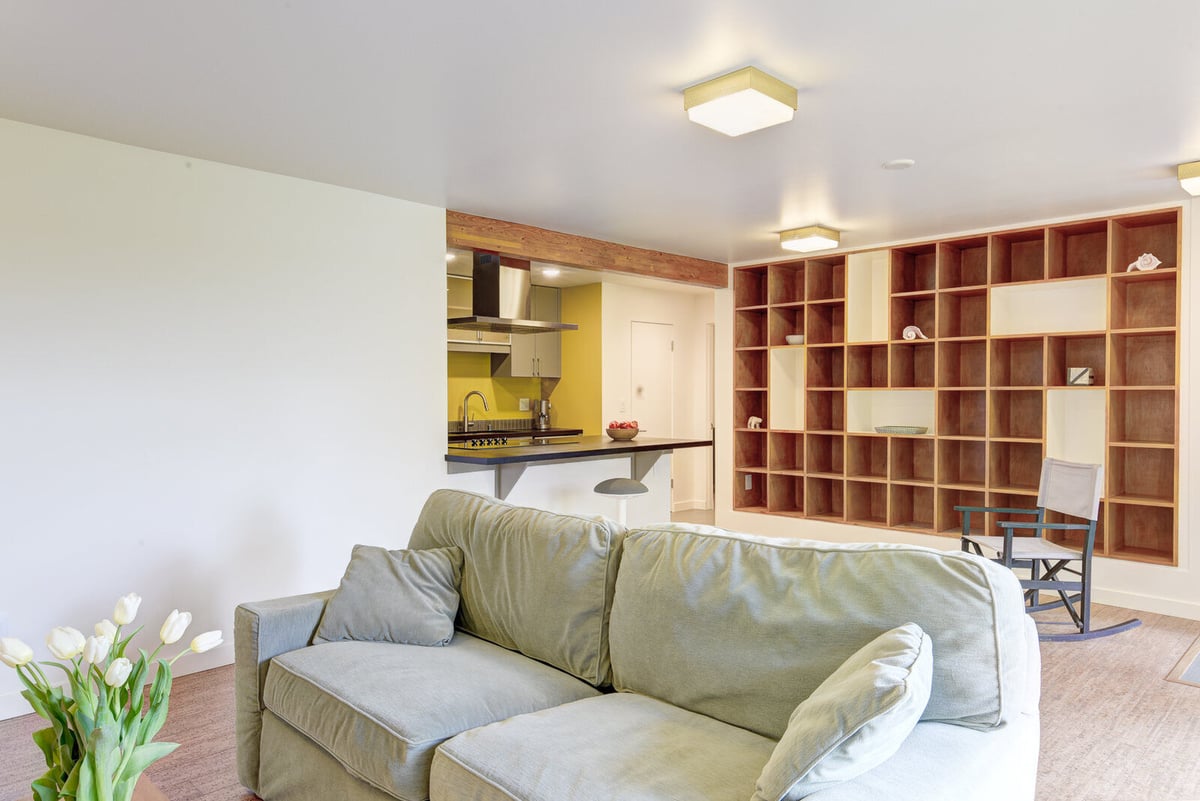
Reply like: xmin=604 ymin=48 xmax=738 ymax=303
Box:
xmin=732 ymin=208 xmax=1181 ymax=565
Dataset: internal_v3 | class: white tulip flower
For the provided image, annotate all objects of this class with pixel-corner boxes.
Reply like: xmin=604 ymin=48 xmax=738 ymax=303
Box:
xmin=82 ymin=635 xmax=112 ymax=665
xmin=94 ymin=619 xmax=118 ymax=641
xmin=0 ymin=637 xmax=34 ymax=668
xmin=46 ymin=627 xmax=86 ymax=660
xmin=159 ymin=610 xmax=192 ymax=645
xmin=113 ymin=593 xmax=142 ymax=626
xmin=189 ymin=630 xmax=223 ymax=654
xmin=104 ymin=657 xmax=133 ymax=687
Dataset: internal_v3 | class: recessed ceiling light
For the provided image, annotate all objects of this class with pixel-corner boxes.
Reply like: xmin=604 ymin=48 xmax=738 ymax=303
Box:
xmin=882 ymin=158 xmax=916 ymax=170
xmin=1179 ymin=161 xmax=1200 ymax=196
xmin=683 ymin=67 xmax=798 ymax=137
xmin=780 ymin=225 xmax=840 ymax=253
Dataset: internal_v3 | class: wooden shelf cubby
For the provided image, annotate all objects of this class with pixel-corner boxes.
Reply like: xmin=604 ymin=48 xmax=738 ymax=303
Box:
xmin=939 ymin=340 xmax=987 ymax=387
xmin=767 ymin=261 xmax=806 ymax=305
xmin=846 ymin=480 xmax=888 ymax=526
xmin=847 ymin=344 xmax=889 ymax=388
xmin=730 ymin=206 xmax=1181 ymax=565
xmin=991 ymin=229 xmax=1046 ymax=284
xmin=938 ymin=290 xmax=987 ymax=338
xmin=890 ymin=342 xmax=935 ymax=388
xmin=938 ymin=237 xmax=989 ymax=289
xmin=1048 ymin=219 xmax=1108 ymax=279
xmin=846 ymin=435 xmax=888 ymax=479
xmin=889 ymin=483 xmax=935 ymax=531
xmin=806 ymin=476 xmax=845 ymax=520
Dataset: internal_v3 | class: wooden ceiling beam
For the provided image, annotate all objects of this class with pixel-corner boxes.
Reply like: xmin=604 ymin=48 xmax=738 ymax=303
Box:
xmin=447 ymin=210 xmax=728 ymax=289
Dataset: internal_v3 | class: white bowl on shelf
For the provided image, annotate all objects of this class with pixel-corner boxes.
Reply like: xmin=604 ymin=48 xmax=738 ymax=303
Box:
xmin=785 ymin=334 xmax=805 ymax=345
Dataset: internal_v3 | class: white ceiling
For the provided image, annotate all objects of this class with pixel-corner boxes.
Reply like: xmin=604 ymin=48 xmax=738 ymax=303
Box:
xmin=2 ymin=1 xmax=1198 ymax=266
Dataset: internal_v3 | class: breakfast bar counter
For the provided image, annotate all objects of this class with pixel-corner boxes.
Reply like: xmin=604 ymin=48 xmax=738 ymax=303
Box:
xmin=445 ymin=435 xmax=712 ymax=466
xmin=444 ymin=435 xmax=713 ymax=515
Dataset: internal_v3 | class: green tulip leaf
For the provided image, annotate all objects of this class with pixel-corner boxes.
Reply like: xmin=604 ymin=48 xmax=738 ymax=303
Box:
xmin=31 ymin=726 xmax=56 ymax=763
xmin=31 ymin=775 xmax=59 ymax=801
xmin=118 ymin=740 xmax=179 ymax=782
xmin=77 ymin=753 xmax=93 ymax=801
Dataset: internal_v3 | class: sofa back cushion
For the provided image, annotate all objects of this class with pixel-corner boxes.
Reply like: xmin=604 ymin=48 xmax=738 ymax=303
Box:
xmin=409 ymin=489 xmax=624 ymax=686
xmin=608 ymin=525 xmax=1029 ymax=739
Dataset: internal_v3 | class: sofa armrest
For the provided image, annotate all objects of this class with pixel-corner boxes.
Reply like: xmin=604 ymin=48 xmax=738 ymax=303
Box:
xmin=234 ymin=589 xmax=334 ymax=793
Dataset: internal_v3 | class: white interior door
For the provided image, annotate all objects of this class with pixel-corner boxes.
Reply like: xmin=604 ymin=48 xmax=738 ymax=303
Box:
xmin=630 ymin=321 xmax=673 ymax=437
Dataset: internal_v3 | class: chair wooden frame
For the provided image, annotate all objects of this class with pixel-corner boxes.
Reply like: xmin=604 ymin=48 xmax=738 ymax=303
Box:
xmin=956 ymin=458 xmax=1140 ymax=641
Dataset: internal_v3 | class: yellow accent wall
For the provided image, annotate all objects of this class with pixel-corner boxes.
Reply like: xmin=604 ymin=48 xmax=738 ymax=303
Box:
xmin=447 ymin=352 xmax=541 ymax=424
xmin=555 ymin=283 xmax=604 ymax=434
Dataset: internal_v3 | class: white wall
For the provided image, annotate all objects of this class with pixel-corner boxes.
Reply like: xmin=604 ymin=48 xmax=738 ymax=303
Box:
xmin=0 ymin=119 xmax=448 ymax=717
xmin=601 ymin=283 xmax=714 ymax=511
xmin=715 ymin=200 xmax=1200 ymax=621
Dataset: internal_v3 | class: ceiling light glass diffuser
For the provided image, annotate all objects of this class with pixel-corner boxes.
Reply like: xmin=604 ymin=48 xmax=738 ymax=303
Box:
xmin=1179 ymin=161 xmax=1200 ymax=196
xmin=683 ymin=67 xmax=798 ymax=137
xmin=779 ymin=225 xmax=840 ymax=253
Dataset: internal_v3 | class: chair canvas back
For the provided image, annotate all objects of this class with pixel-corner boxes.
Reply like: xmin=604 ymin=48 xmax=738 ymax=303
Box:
xmin=1037 ymin=458 xmax=1103 ymax=521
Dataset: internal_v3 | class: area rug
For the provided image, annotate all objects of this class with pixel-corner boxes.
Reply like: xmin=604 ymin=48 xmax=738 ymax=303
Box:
xmin=1166 ymin=633 xmax=1200 ymax=687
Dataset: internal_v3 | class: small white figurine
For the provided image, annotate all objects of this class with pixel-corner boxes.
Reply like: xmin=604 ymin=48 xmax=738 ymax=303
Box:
xmin=747 ymin=416 xmax=763 ymax=429
xmin=1127 ymin=253 xmax=1162 ymax=272
xmin=901 ymin=325 xmax=929 ymax=341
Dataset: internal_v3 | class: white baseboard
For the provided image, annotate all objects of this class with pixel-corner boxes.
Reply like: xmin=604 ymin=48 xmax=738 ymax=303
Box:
xmin=1094 ymin=588 xmax=1200 ymax=622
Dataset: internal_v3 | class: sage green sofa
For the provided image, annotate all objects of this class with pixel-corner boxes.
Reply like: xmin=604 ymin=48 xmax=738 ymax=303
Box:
xmin=236 ymin=489 xmax=1039 ymax=801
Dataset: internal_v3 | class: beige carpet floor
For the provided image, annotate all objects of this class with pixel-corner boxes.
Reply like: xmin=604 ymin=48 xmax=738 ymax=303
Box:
xmin=1 ymin=602 xmax=1197 ymax=801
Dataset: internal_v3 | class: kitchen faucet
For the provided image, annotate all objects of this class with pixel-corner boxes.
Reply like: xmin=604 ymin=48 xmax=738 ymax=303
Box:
xmin=462 ymin=390 xmax=490 ymax=433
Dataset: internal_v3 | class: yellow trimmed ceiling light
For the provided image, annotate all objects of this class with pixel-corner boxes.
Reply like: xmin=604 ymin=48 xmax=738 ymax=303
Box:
xmin=683 ymin=67 xmax=798 ymax=137
xmin=1179 ymin=161 xmax=1200 ymax=196
xmin=780 ymin=225 xmax=840 ymax=253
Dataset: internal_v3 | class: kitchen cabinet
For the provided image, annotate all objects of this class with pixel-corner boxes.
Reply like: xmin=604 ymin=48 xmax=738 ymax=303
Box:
xmin=732 ymin=207 xmax=1181 ymax=566
xmin=497 ymin=285 xmax=562 ymax=377
xmin=447 ymin=274 xmax=510 ymax=353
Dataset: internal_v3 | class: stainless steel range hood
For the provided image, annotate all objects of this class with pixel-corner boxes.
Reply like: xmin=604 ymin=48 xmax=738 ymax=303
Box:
xmin=447 ymin=252 xmax=579 ymax=334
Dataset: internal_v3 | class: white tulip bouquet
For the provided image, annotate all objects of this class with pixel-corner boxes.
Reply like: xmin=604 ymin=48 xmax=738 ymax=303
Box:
xmin=0 ymin=594 xmax=222 ymax=801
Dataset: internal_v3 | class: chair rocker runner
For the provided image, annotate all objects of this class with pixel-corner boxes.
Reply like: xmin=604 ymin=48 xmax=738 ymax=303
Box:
xmin=956 ymin=457 xmax=1140 ymax=642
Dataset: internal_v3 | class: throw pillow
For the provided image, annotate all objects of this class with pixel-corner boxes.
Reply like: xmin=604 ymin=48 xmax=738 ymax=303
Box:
xmin=752 ymin=622 xmax=933 ymax=801
xmin=313 ymin=544 xmax=464 ymax=647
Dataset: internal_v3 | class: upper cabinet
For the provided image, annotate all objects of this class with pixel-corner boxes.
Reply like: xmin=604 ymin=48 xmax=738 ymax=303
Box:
xmin=447 ymin=273 xmax=511 ymax=353
xmin=495 ymin=286 xmax=563 ymax=377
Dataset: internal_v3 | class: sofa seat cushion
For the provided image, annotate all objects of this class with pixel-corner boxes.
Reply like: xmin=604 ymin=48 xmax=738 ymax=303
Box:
xmin=430 ymin=692 xmax=776 ymax=801
xmin=263 ymin=634 xmax=601 ymax=801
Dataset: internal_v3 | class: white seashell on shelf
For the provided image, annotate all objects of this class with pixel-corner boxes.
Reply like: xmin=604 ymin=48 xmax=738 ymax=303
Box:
xmin=1126 ymin=253 xmax=1162 ymax=272
xmin=901 ymin=325 xmax=929 ymax=341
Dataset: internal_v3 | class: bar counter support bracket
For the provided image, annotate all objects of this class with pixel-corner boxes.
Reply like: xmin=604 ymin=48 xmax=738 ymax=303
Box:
xmin=496 ymin=463 xmax=527 ymax=500
xmin=632 ymin=451 xmax=662 ymax=483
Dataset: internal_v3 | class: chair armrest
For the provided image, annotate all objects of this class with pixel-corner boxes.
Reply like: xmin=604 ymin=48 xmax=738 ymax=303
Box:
xmin=998 ymin=521 xmax=1090 ymax=531
xmin=954 ymin=505 xmax=1039 ymax=516
xmin=234 ymin=589 xmax=334 ymax=793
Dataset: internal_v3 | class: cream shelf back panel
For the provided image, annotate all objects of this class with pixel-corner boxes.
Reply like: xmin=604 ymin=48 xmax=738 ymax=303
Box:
xmin=846 ymin=390 xmax=936 ymax=434
xmin=769 ymin=348 xmax=805 ymax=430
xmin=1045 ymin=389 xmax=1107 ymax=466
xmin=990 ymin=278 xmax=1107 ymax=335
xmin=846 ymin=250 xmax=890 ymax=343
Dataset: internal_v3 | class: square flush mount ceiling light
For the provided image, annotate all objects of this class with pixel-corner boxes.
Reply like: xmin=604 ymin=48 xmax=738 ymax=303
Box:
xmin=1180 ymin=161 xmax=1200 ymax=196
xmin=683 ymin=66 xmax=798 ymax=137
xmin=780 ymin=225 xmax=840 ymax=253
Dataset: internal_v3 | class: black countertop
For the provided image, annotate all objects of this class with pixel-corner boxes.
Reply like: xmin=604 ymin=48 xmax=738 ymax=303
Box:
xmin=447 ymin=427 xmax=582 ymax=442
xmin=445 ymin=435 xmax=712 ymax=465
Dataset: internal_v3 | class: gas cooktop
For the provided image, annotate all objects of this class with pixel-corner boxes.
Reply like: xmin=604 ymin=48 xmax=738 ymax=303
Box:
xmin=449 ymin=434 xmax=581 ymax=450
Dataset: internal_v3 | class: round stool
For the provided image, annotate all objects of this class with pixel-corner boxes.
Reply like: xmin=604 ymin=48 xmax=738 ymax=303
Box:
xmin=593 ymin=477 xmax=649 ymax=526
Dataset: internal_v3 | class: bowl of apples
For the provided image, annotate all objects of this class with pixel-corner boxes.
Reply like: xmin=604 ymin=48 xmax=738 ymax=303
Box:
xmin=606 ymin=420 xmax=639 ymax=441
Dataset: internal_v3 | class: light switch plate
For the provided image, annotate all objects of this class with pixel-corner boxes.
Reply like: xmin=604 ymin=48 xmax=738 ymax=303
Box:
xmin=519 ymin=398 xmax=530 ymax=411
